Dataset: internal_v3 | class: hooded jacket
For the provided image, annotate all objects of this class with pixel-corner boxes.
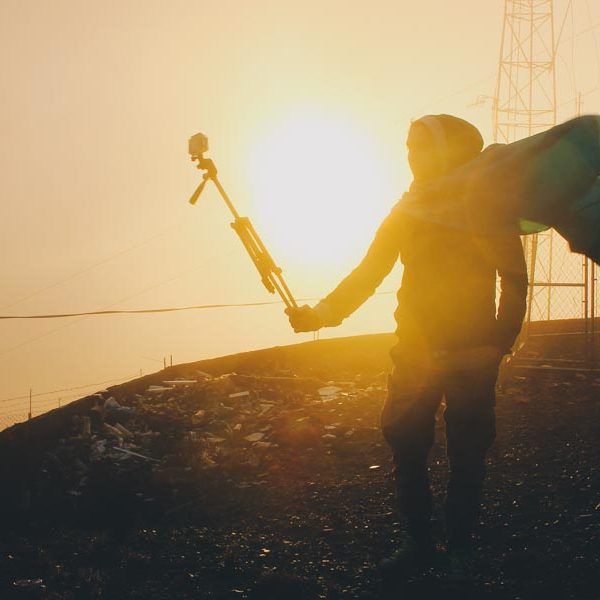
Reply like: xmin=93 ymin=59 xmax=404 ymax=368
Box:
xmin=315 ymin=115 xmax=528 ymax=360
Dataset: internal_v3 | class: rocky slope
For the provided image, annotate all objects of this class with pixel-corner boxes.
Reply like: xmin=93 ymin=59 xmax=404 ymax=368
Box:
xmin=1 ymin=329 xmax=599 ymax=599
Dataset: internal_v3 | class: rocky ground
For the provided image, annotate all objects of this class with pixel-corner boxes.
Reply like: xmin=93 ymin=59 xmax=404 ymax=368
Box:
xmin=0 ymin=329 xmax=599 ymax=599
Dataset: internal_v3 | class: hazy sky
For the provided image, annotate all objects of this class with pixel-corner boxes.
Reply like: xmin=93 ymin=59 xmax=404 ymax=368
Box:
xmin=1 ymin=0 xmax=599 ymax=425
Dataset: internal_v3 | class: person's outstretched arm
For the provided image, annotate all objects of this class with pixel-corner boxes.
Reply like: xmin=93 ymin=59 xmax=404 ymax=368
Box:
xmin=495 ymin=234 xmax=528 ymax=353
xmin=287 ymin=204 xmax=403 ymax=332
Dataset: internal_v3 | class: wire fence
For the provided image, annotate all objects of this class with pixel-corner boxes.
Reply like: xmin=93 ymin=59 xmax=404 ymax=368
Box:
xmin=0 ymin=374 xmax=139 ymax=432
xmin=524 ymin=231 xmax=599 ymax=323
xmin=0 ymin=394 xmax=80 ymax=430
xmin=515 ymin=229 xmax=600 ymax=368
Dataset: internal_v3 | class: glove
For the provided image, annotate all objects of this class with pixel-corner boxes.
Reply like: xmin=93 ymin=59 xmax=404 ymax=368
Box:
xmin=285 ymin=304 xmax=322 ymax=333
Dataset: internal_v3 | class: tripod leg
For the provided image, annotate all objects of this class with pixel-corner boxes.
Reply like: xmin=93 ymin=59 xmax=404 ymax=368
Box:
xmin=231 ymin=218 xmax=297 ymax=308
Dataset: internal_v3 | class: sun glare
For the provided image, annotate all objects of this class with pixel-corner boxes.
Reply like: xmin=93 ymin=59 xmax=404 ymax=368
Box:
xmin=246 ymin=110 xmax=398 ymax=270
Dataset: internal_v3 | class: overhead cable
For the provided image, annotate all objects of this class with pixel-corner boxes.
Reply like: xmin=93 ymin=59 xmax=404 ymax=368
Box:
xmin=0 ymin=290 xmax=397 ymax=321
xmin=0 ymin=300 xmax=286 ymax=320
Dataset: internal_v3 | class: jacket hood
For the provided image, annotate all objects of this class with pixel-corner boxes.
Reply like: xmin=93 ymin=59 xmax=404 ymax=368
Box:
xmin=410 ymin=114 xmax=484 ymax=173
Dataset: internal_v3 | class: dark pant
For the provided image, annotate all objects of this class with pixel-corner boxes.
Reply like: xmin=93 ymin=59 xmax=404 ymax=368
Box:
xmin=380 ymin=358 xmax=498 ymax=546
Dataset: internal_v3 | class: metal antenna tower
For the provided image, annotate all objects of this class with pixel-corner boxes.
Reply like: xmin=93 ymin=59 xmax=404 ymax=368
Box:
xmin=494 ymin=0 xmax=557 ymax=144
xmin=493 ymin=0 xmax=590 ymax=340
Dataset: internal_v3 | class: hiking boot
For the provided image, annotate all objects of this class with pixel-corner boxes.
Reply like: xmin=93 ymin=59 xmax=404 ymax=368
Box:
xmin=378 ymin=535 xmax=438 ymax=580
xmin=446 ymin=541 xmax=474 ymax=583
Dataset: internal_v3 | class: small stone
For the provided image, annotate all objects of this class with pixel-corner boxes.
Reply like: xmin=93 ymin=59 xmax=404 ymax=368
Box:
xmin=254 ymin=441 xmax=273 ymax=449
xmin=318 ymin=386 xmax=342 ymax=397
xmin=13 ymin=579 xmax=44 ymax=589
xmin=258 ymin=403 xmax=274 ymax=416
xmin=104 ymin=397 xmax=122 ymax=410
xmin=113 ymin=422 xmax=133 ymax=437
xmin=192 ymin=411 xmax=206 ymax=425
xmin=90 ymin=439 xmax=107 ymax=461
xmin=205 ymin=435 xmax=226 ymax=444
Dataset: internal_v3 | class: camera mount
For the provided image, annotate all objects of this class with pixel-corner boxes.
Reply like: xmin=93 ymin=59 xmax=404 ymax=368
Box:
xmin=187 ymin=134 xmax=297 ymax=310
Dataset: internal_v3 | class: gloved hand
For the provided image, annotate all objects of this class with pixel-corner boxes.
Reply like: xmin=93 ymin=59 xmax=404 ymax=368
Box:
xmin=285 ymin=304 xmax=322 ymax=333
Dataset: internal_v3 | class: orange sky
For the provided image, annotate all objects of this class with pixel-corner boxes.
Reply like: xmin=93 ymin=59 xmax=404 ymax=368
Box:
xmin=0 ymin=0 xmax=599 ymax=425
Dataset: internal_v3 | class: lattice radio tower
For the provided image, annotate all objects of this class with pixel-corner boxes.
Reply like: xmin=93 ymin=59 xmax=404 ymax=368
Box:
xmin=493 ymin=0 xmax=590 ymax=329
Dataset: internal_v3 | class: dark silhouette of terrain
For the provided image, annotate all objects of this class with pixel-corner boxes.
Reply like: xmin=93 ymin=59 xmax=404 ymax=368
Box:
xmin=0 ymin=323 xmax=599 ymax=599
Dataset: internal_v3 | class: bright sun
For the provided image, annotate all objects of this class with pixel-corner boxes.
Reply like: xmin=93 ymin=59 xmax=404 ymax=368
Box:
xmin=246 ymin=109 xmax=400 ymax=271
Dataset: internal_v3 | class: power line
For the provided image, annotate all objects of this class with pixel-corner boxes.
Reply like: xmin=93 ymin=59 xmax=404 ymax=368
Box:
xmin=0 ymin=299 xmax=288 ymax=320
xmin=584 ymin=0 xmax=600 ymax=89
xmin=406 ymin=15 xmax=600 ymax=121
xmin=0 ymin=248 xmax=237 ymax=357
xmin=0 ymin=289 xmax=399 ymax=321
xmin=555 ymin=0 xmax=574 ymax=54
xmin=0 ymin=290 xmax=397 ymax=407
xmin=0 ymin=217 xmax=189 ymax=311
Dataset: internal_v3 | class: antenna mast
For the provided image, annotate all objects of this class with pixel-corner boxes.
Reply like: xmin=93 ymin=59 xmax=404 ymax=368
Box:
xmin=493 ymin=1 xmax=588 ymax=331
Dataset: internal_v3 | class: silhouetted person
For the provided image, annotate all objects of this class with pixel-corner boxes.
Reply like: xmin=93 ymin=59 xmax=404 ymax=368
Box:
xmin=286 ymin=114 xmax=528 ymax=581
